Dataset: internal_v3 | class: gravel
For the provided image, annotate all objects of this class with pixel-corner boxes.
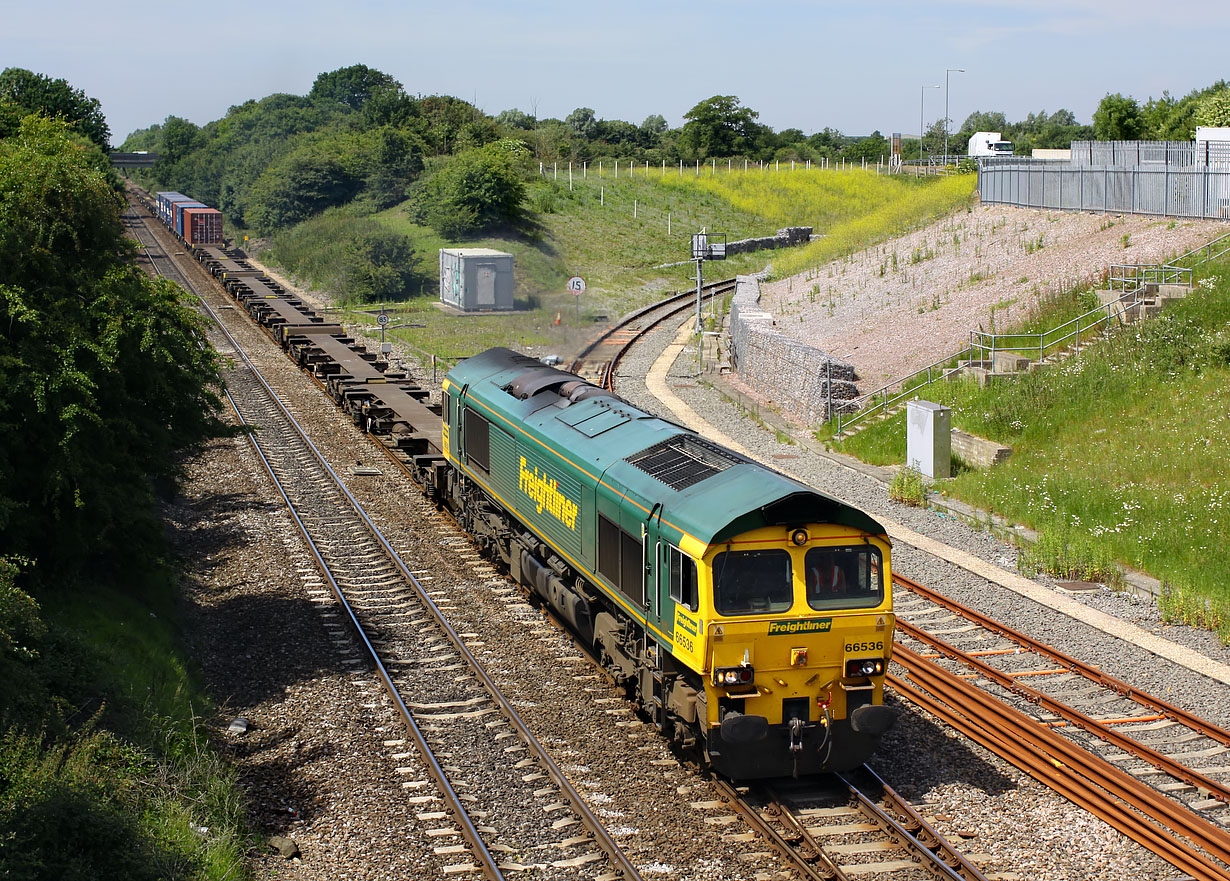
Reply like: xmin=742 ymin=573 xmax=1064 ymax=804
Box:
xmin=759 ymin=206 xmax=1226 ymax=390
xmin=151 ymin=220 xmax=799 ymax=880
xmin=153 ymin=201 xmax=1230 ymax=880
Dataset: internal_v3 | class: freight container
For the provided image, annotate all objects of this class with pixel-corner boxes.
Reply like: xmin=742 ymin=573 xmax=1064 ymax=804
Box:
xmin=156 ymin=192 xmax=187 ymax=226
xmin=157 ymin=193 xmax=197 ymax=228
xmin=438 ymin=248 xmax=514 ymax=312
xmin=173 ymin=201 xmax=206 ymax=237
xmin=182 ymin=207 xmax=224 ymax=246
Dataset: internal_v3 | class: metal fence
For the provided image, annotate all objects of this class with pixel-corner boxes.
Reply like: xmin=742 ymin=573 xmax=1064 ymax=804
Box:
xmin=1066 ymin=140 xmax=1230 ymax=167
xmin=979 ymin=158 xmax=1230 ymax=219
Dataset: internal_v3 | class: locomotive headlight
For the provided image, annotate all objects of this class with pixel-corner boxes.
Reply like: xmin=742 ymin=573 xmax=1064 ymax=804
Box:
xmin=790 ymin=529 xmax=809 ymax=546
xmin=845 ymin=658 xmax=885 ymax=678
xmin=714 ymin=665 xmax=756 ymax=687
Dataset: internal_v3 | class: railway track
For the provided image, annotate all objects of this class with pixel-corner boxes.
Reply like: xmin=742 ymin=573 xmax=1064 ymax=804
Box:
xmin=596 ymin=280 xmax=1230 ymax=879
xmin=568 ymin=278 xmax=737 ymax=389
xmin=710 ymin=769 xmax=990 ymax=881
xmin=127 ymin=204 xmax=643 ymax=881
xmin=891 ymin=573 xmax=1230 ymax=880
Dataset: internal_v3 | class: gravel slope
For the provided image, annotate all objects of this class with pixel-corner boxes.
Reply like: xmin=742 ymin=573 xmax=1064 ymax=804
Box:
xmin=760 ymin=207 xmax=1226 ymax=388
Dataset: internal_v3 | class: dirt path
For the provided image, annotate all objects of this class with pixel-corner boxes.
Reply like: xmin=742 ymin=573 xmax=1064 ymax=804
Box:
xmin=760 ymin=206 xmax=1227 ymax=389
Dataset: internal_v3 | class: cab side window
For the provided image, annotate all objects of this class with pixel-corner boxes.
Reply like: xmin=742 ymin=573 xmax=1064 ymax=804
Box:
xmin=666 ymin=544 xmax=697 ymax=611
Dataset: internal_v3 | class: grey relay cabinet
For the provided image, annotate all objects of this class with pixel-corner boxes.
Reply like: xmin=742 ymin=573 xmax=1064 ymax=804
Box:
xmin=438 ymin=248 xmax=515 ymax=312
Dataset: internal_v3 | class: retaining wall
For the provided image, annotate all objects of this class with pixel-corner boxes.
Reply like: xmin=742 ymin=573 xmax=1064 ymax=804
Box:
xmin=728 ymin=275 xmax=858 ymax=423
xmin=951 ymin=429 xmax=1012 ymax=468
xmin=725 ymin=226 xmax=813 ymax=256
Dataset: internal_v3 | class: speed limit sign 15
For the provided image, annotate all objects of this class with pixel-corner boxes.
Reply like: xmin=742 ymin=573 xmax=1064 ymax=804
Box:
xmin=566 ymin=276 xmax=586 ymax=295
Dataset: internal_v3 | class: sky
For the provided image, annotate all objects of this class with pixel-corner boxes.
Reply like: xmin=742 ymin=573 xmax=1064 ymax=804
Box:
xmin=5 ymin=0 xmax=1229 ymax=146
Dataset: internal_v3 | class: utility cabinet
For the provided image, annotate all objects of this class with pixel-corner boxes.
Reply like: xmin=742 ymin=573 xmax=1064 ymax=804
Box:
xmin=439 ymin=248 xmax=515 ymax=312
xmin=906 ymin=400 xmax=951 ymax=479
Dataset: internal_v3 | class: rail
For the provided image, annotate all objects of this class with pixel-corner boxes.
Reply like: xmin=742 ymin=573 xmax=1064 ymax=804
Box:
xmin=1173 ymin=229 xmax=1230 ymax=267
xmin=888 ymin=647 xmax=1230 ymax=881
xmin=833 ymin=347 xmax=971 ymax=437
xmin=129 ymin=201 xmax=644 ymax=881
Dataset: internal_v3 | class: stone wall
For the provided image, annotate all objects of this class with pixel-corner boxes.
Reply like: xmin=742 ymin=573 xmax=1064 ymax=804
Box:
xmin=728 ymin=275 xmax=858 ymax=424
xmin=724 ymin=226 xmax=813 ymax=256
xmin=951 ymin=429 xmax=1012 ymax=468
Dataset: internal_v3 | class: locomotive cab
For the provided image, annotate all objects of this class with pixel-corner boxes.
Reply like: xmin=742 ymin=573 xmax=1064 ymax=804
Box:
xmin=683 ymin=523 xmax=896 ymax=778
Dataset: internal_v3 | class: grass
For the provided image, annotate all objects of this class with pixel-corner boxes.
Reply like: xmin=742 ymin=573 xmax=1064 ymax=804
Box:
xmin=830 ymin=264 xmax=1230 ymax=637
xmin=260 ymin=165 xmax=976 ymax=364
xmin=0 ymin=574 xmax=250 ymax=880
xmin=659 ymin=168 xmax=977 ymax=279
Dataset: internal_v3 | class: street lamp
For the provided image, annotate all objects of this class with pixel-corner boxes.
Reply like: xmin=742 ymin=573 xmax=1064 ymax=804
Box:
xmin=921 ymin=85 xmax=939 ymax=165
xmin=945 ymin=68 xmax=965 ymax=163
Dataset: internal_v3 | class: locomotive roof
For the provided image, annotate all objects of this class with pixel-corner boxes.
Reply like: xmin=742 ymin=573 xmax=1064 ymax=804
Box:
xmin=448 ymin=348 xmax=886 ymax=548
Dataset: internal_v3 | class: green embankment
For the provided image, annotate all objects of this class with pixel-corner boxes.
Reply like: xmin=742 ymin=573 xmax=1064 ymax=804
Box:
xmin=295 ymin=168 xmax=975 ymax=362
xmin=832 ymin=269 xmax=1230 ymax=638
xmin=0 ymin=573 xmax=249 ymax=880
xmin=2 ymin=116 xmax=248 ymax=880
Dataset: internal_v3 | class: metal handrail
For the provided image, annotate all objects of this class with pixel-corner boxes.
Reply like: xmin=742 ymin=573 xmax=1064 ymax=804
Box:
xmin=834 ymin=346 xmax=972 ymax=436
xmin=1108 ymin=263 xmax=1191 ymax=291
xmin=1172 ymin=230 xmax=1230 ymax=267
xmin=833 ymin=262 xmax=1193 ymax=437
xmin=968 ymin=298 xmax=1131 ymax=366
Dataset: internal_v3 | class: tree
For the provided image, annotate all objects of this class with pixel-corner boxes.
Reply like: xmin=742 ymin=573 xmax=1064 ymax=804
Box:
xmin=407 ymin=144 xmax=526 ymax=237
xmin=0 ymin=68 xmax=109 ymax=148
xmin=310 ymin=64 xmax=401 ymax=111
xmin=497 ymin=108 xmax=535 ymax=130
xmin=595 ymin=119 xmax=639 ymax=148
xmin=1048 ymin=109 xmax=1078 ymax=128
xmin=639 ymin=114 xmax=668 ymax=149
xmin=844 ymin=131 xmax=889 ymax=163
xmin=678 ymin=95 xmax=766 ymax=159
xmin=565 ymin=107 xmax=598 ymax=139
xmin=959 ymin=110 xmax=1008 ymax=136
xmin=1093 ymin=93 xmax=1143 ymax=140
xmin=808 ymin=127 xmax=844 ymax=158
xmin=157 ymin=115 xmax=199 ymax=164
xmin=1194 ymin=88 xmax=1230 ymax=127
xmin=921 ymin=118 xmax=948 ymax=156
xmin=362 ymin=88 xmax=419 ymax=128
xmin=0 ymin=116 xmax=227 ymax=574
xmin=247 ymin=145 xmax=363 ymax=231
xmin=640 ymin=114 xmax=667 ymax=135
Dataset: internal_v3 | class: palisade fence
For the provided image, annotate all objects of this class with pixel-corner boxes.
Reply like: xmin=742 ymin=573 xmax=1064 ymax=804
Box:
xmin=979 ymin=140 xmax=1230 ymax=220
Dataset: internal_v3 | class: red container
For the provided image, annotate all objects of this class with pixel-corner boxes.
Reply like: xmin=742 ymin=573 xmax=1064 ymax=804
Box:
xmin=182 ymin=207 xmax=224 ymax=246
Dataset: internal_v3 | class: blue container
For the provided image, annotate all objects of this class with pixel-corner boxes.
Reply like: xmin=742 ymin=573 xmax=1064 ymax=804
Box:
xmin=173 ymin=201 xmax=206 ymax=236
xmin=156 ymin=192 xmax=186 ymax=226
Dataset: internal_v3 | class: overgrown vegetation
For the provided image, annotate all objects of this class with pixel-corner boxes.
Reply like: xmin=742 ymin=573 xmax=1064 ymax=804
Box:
xmin=663 ymin=169 xmax=977 ymax=279
xmin=1 ymin=103 xmax=248 ymax=878
xmin=833 ymin=266 xmax=1230 ymax=638
xmin=888 ymin=464 xmax=927 ymax=507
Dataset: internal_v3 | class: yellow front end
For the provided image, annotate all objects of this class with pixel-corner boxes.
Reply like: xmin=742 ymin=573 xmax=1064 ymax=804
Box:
xmin=682 ymin=524 xmax=896 ymax=778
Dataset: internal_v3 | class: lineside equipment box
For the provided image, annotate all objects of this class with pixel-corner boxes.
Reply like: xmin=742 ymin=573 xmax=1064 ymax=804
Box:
xmin=439 ymin=248 xmax=514 ymax=312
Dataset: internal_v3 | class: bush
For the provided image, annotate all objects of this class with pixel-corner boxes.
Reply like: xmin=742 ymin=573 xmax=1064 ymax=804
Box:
xmin=408 ymin=145 xmax=526 ymax=238
xmin=266 ymin=209 xmax=424 ymax=302
xmin=889 ymin=463 xmax=927 ymax=506
xmin=1018 ymin=522 xmax=1120 ymax=584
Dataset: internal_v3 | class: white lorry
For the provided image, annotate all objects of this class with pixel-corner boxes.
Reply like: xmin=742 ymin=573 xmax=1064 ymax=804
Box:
xmin=968 ymin=131 xmax=1015 ymax=157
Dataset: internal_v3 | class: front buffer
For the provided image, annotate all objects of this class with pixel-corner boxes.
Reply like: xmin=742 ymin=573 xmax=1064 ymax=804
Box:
xmin=702 ymin=612 xmax=897 ymax=779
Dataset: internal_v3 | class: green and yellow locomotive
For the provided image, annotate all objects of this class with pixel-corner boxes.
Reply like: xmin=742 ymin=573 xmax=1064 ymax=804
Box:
xmin=442 ymin=348 xmax=895 ymax=777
